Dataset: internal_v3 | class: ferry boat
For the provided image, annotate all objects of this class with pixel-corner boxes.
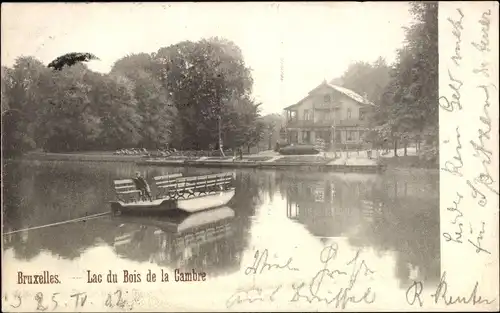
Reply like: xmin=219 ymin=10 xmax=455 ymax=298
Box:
xmin=110 ymin=172 xmax=236 ymax=215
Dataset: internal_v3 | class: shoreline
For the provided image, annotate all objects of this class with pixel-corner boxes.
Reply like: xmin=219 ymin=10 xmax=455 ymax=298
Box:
xmin=137 ymin=159 xmax=385 ymax=173
xmin=15 ymin=152 xmax=437 ymax=172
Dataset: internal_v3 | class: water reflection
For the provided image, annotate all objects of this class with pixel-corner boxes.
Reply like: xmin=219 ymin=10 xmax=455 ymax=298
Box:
xmin=2 ymin=161 xmax=439 ymax=288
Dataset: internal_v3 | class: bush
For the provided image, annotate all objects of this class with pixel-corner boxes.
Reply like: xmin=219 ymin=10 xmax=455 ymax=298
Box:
xmin=279 ymin=145 xmax=319 ymax=155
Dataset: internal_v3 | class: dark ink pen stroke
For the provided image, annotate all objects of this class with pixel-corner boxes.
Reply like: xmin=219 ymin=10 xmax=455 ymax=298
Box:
xmin=441 ymin=127 xmax=463 ymax=177
xmin=406 ymin=280 xmax=424 ymax=307
xmin=431 ymin=272 xmax=495 ymax=305
xmin=466 ymin=180 xmax=488 ymax=207
xmin=471 ymin=9 xmax=491 ymax=52
xmin=448 ymin=8 xmax=464 ymax=67
xmin=468 ymin=222 xmax=491 ymax=255
xmin=290 ymin=248 xmax=375 ymax=309
xmin=244 ymin=249 xmax=299 ymax=275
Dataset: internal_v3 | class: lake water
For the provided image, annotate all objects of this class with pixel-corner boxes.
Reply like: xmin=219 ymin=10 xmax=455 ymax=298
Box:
xmin=2 ymin=160 xmax=440 ymax=311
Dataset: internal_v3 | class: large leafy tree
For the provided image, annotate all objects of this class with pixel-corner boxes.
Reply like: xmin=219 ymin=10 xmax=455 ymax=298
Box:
xmin=111 ymin=53 xmax=175 ymax=149
xmin=363 ymin=2 xmax=438 ymax=158
xmin=2 ymin=57 xmax=52 ymax=156
xmin=35 ymin=64 xmax=101 ymax=152
xmin=153 ymin=37 xmax=256 ymax=150
xmin=2 ymin=37 xmax=262 ymax=155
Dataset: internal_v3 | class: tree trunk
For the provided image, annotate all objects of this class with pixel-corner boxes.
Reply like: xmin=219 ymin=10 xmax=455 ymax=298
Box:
xmin=394 ymin=139 xmax=398 ymax=157
xmin=218 ymin=115 xmax=225 ymax=157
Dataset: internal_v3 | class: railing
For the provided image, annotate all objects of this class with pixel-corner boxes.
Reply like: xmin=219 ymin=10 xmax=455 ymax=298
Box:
xmin=286 ymin=119 xmax=369 ymax=128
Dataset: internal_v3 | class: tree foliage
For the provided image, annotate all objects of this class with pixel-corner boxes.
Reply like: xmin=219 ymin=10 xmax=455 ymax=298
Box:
xmin=334 ymin=57 xmax=392 ymax=104
xmin=48 ymin=52 xmax=100 ymax=71
xmin=359 ymin=2 xmax=438 ymax=159
xmin=2 ymin=38 xmax=263 ymax=157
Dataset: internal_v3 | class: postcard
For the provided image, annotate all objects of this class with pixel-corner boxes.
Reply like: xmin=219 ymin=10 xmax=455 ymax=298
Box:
xmin=1 ymin=2 xmax=498 ymax=312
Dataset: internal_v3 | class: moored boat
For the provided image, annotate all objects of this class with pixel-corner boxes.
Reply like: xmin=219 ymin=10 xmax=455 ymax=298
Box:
xmin=109 ymin=172 xmax=236 ymax=215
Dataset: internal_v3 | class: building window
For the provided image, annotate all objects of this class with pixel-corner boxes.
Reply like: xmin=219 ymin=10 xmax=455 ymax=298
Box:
xmin=347 ymin=108 xmax=352 ymax=119
xmin=359 ymin=109 xmax=365 ymax=120
xmin=324 ymin=95 xmax=331 ymax=103
xmin=346 ymin=130 xmax=356 ymax=141
xmin=303 ymin=109 xmax=312 ymax=120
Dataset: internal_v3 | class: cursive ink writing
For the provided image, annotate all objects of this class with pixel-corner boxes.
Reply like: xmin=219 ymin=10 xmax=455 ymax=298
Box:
xmin=290 ymin=245 xmax=376 ymax=308
xmin=468 ymin=84 xmax=499 ymax=199
xmin=466 ymin=180 xmax=488 ymax=207
xmin=441 ymin=127 xmax=464 ymax=177
xmin=448 ymin=8 xmax=464 ymax=66
xmin=439 ymin=70 xmax=464 ymax=112
xmin=226 ymin=286 xmax=264 ymax=308
xmin=431 ymin=271 xmax=495 ymax=306
xmin=244 ymin=249 xmax=299 ymax=275
xmin=440 ymin=9 xmax=465 ymax=113
xmin=467 ymin=222 xmax=491 ymax=255
xmin=471 ymin=10 xmax=491 ymax=52
xmin=225 ymin=285 xmax=283 ymax=308
xmin=406 ymin=280 xmax=424 ymax=307
xmin=442 ymin=192 xmax=464 ymax=243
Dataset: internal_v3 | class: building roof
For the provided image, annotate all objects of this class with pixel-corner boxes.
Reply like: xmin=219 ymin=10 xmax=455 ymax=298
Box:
xmin=284 ymin=81 xmax=375 ymax=110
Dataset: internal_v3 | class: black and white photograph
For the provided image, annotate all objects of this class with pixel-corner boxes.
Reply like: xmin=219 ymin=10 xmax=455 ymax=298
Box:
xmin=1 ymin=2 xmax=498 ymax=312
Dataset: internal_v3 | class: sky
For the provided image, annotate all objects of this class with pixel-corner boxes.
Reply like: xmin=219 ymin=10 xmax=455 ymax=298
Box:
xmin=1 ymin=2 xmax=413 ymax=115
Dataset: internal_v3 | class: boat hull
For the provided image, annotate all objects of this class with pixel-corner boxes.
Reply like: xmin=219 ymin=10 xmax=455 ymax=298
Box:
xmin=110 ymin=198 xmax=176 ymax=216
xmin=177 ymin=189 xmax=236 ymax=213
xmin=110 ymin=189 xmax=236 ymax=215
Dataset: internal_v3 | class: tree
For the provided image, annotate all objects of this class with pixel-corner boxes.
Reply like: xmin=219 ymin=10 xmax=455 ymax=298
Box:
xmin=152 ymin=37 xmax=256 ymax=151
xmin=361 ymin=2 xmax=438 ymax=160
xmin=259 ymin=113 xmax=285 ymax=150
xmin=48 ymin=52 xmax=99 ymax=71
xmin=333 ymin=58 xmax=392 ymax=104
xmin=2 ymin=37 xmax=262 ymax=156
xmin=111 ymin=53 xmax=176 ymax=149
xmin=386 ymin=2 xmax=438 ymax=157
xmin=2 ymin=57 xmax=51 ymax=156
xmin=35 ymin=64 xmax=101 ymax=152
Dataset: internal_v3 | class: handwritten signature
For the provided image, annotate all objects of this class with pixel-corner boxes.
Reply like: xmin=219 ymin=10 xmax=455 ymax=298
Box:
xmin=406 ymin=271 xmax=495 ymax=307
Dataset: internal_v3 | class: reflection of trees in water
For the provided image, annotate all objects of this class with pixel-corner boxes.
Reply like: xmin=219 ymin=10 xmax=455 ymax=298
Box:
xmin=3 ymin=164 xmax=261 ymax=277
xmin=270 ymin=170 xmax=440 ymax=286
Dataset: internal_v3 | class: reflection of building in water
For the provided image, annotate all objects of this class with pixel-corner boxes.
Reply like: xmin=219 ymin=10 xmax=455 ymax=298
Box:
xmin=282 ymin=172 xmax=439 ymax=286
xmin=111 ymin=207 xmax=241 ymax=276
xmin=285 ymin=177 xmax=380 ymax=237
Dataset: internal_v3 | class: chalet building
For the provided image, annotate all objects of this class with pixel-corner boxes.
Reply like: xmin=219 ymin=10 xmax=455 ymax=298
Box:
xmin=283 ymin=80 xmax=375 ymax=149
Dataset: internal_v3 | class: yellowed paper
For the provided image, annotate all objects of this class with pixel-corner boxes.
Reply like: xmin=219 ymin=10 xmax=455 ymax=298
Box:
xmin=1 ymin=2 xmax=498 ymax=312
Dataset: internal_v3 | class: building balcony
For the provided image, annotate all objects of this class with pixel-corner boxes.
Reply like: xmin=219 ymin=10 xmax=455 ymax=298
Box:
xmin=286 ymin=119 xmax=369 ymax=129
